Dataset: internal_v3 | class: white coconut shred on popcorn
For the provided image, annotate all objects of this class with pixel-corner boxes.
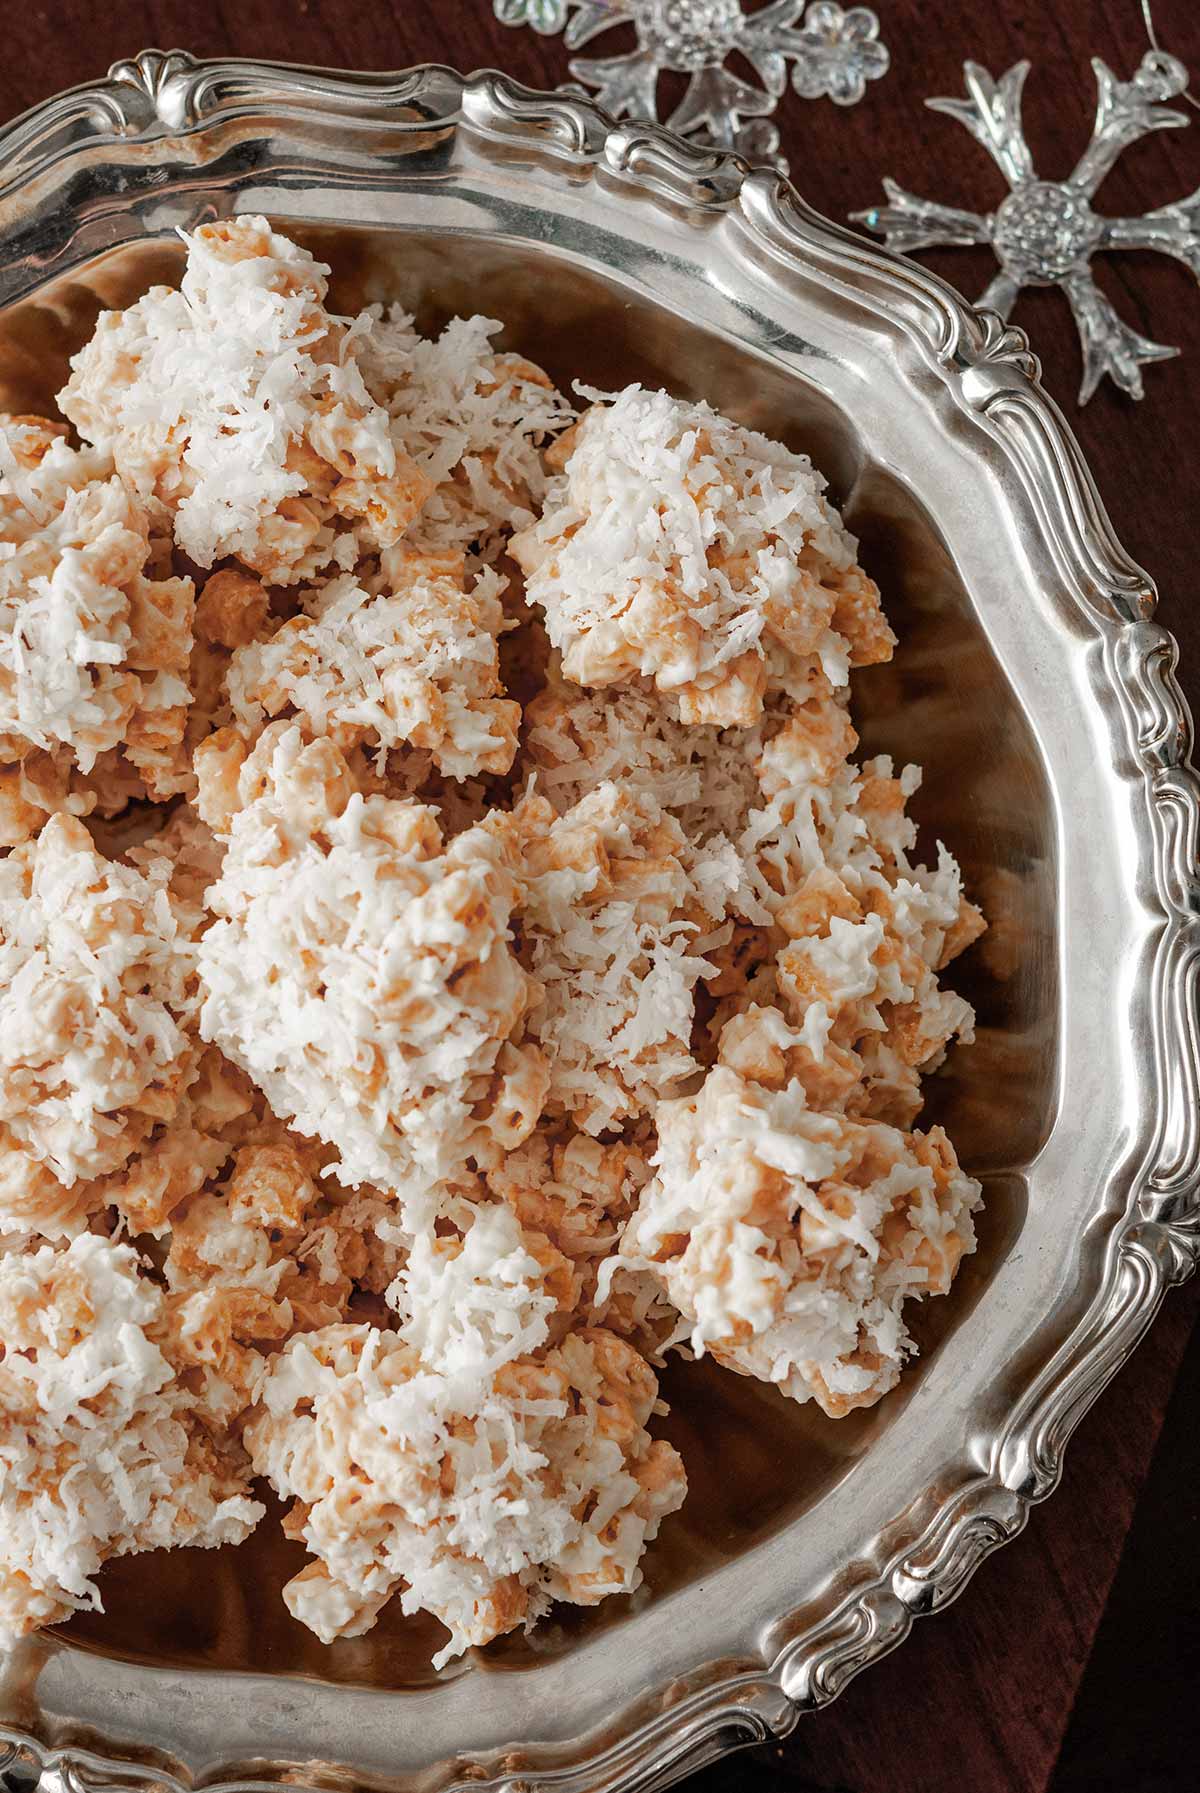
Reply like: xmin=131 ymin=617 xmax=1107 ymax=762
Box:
xmin=0 ymin=209 xmax=990 ymax=1661
xmin=0 ymin=415 xmax=195 ymax=811
xmin=245 ymin=1318 xmax=685 ymax=1664
xmin=196 ymin=723 xmax=544 ymax=1198
xmin=226 ymin=560 xmax=520 ymax=778
xmin=0 ymin=807 xmax=268 ymax=1248
xmin=522 ymin=666 xmax=762 ymax=843
xmin=0 ymin=814 xmax=193 ymax=1189
xmin=614 ymin=1059 xmax=981 ymax=1417
xmin=509 ymin=385 xmax=894 ymax=726
xmin=164 ymin=1124 xmax=403 ymax=1434
xmin=0 ymin=1233 xmax=262 ymax=1644
xmin=746 ymin=756 xmax=984 ymax=1125
xmin=388 ymin=1194 xmax=570 ymax=1377
xmin=58 ymin=217 xmax=431 ymax=584
xmin=244 ymin=1181 xmax=681 ymax=1662
xmin=516 ymin=783 xmax=740 ymax=1135
xmin=359 ymin=311 xmax=573 ymax=560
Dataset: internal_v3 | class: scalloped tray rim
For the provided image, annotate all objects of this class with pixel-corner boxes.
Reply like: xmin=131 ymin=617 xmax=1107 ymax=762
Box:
xmin=0 ymin=48 xmax=1197 ymax=1793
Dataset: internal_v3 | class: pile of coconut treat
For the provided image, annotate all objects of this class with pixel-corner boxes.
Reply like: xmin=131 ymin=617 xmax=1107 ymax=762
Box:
xmin=0 ymin=217 xmax=985 ymax=1666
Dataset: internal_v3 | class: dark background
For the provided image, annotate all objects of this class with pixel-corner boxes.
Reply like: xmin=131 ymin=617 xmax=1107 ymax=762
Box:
xmin=3 ymin=3 xmax=1198 ymax=1789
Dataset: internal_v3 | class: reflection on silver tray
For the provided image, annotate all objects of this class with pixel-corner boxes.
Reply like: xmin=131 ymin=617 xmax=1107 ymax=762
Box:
xmin=1 ymin=48 xmax=1198 ymax=1793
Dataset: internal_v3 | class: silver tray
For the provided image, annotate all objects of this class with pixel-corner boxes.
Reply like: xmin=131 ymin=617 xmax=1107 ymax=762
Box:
xmin=1 ymin=49 xmax=1198 ymax=1793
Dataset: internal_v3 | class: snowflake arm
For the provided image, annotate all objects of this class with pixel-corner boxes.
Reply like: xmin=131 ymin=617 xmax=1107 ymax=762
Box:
xmin=668 ymin=64 xmax=779 ymax=149
xmin=852 ymin=179 xmax=995 ymax=257
xmin=1099 ymin=188 xmax=1200 ymax=281
xmin=925 ymin=62 xmax=1035 ymax=190
xmin=1068 ymin=54 xmax=1189 ymax=196
xmin=568 ymin=48 xmax=662 ymax=121
xmin=742 ymin=0 xmax=807 ymax=31
xmin=1062 ymin=271 xmax=1179 ymax=403
xmin=565 ymin=1 xmax=633 ymax=52
xmin=975 ymin=271 xmax=1023 ymax=318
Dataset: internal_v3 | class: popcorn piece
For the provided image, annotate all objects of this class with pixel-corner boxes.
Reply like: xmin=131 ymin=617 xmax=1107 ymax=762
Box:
xmin=103 ymin=1048 xmax=252 ymax=1237
xmin=194 ymin=567 xmax=274 ymax=654
xmin=0 ymin=1234 xmax=262 ymax=1644
xmin=59 ymin=218 xmax=431 ymax=585
xmin=120 ymin=567 xmax=197 ymax=798
xmin=484 ymin=1125 xmax=649 ymax=1305
xmin=755 ymin=669 xmax=859 ymax=796
xmin=81 ymin=748 xmax=152 ymax=821
xmin=0 ymin=815 xmax=193 ymax=1189
xmin=226 ymin=562 xmax=519 ymax=778
xmin=0 ymin=1040 xmax=255 ymax=1247
xmin=0 ymin=1147 xmax=96 ymax=1242
xmin=0 ymin=416 xmax=195 ymax=804
xmin=718 ymin=1002 xmax=864 ymax=1115
xmin=196 ymin=723 xmax=542 ymax=1197
xmin=360 ymin=312 xmax=573 ymax=561
xmin=0 ymin=806 xmax=251 ymax=1244
xmin=483 ymin=1122 xmax=675 ymax=1353
xmin=182 ymin=567 xmax=276 ymax=764
xmin=617 ymin=1065 xmax=981 ymax=1416
xmin=522 ymin=666 xmax=761 ymax=845
xmin=517 ymin=784 xmax=739 ymax=1135
xmin=127 ymin=801 xmax=226 ymax=949
xmin=245 ymin=1320 xmax=685 ymax=1662
xmin=769 ymin=770 xmax=980 ymax=1127
xmin=510 ymin=386 xmax=891 ymax=724
xmin=165 ymin=1128 xmax=401 ymax=1430
xmin=0 ymin=748 xmax=95 ymax=849
xmin=387 ymin=1192 xmax=576 ymax=1369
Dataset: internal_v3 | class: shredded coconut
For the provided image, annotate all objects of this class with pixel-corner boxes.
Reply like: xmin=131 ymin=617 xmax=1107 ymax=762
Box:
xmin=522 ymin=664 xmax=762 ymax=845
xmin=246 ymin=1320 xmax=684 ymax=1664
xmin=165 ymin=1121 xmax=402 ymax=1432
xmin=510 ymin=387 xmax=893 ymax=724
xmin=516 ymin=784 xmax=737 ymax=1133
xmin=615 ymin=1061 xmax=981 ymax=1416
xmin=0 ymin=415 xmax=195 ymax=807
xmin=0 ymin=815 xmax=193 ymax=1188
xmin=0 ymin=1234 xmax=262 ymax=1645
xmin=0 ymin=220 xmax=986 ymax=1664
xmin=196 ymin=724 xmax=542 ymax=1198
xmin=226 ymin=561 xmax=519 ymax=778
xmin=359 ymin=312 xmax=573 ymax=562
xmin=59 ymin=218 xmax=431 ymax=584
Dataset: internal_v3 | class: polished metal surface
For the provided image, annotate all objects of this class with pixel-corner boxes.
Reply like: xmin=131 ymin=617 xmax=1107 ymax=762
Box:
xmin=0 ymin=48 xmax=1198 ymax=1793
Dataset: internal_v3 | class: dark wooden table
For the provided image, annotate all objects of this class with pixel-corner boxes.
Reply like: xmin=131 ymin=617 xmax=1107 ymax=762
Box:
xmin=3 ymin=4 xmax=1198 ymax=1789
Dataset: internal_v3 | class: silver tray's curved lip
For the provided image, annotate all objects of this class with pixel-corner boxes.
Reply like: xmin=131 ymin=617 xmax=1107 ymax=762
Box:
xmin=1 ymin=48 xmax=1198 ymax=1793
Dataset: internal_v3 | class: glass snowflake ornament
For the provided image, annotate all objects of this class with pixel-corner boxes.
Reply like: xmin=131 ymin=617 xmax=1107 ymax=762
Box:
xmin=855 ymin=50 xmax=1200 ymax=403
xmin=493 ymin=1 xmax=889 ymax=166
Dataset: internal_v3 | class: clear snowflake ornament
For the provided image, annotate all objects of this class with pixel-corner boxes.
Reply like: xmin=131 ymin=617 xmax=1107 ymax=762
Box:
xmin=855 ymin=50 xmax=1200 ymax=403
xmin=493 ymin=1 xmax=890 ymax=166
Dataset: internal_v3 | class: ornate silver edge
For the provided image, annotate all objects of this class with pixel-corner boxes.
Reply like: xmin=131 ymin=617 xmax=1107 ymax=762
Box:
xmin=0 ymin=49 xmax=1197 ymax=1793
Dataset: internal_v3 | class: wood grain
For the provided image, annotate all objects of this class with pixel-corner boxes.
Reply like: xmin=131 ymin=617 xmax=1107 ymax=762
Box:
xmin=2 ymin=4 xmax=1198 ymax=1788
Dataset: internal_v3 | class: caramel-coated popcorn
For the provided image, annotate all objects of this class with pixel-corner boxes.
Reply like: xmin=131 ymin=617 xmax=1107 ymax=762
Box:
xmin=510 ymin=387 xmax=893 ymax=725
xmin=0 ymin=1234 xmax=261 ymax=1642
xmin=245 ymin=1317 xmax=684 ymax=1665
xmin=226 ymin=561 xmax=520 ymax=778
xmin=196 ymin=723 xmax=541 ymax=1197
xmin=0 ymin=219 xmax=984 ymax=1665
xmin=0 ymin=415 xmax=195 ymax=816
xmin=615 ymin=1060 xmax=980 ymax=1416
xmin=59 ymin=219 xmax=430 ymax=585
xmin=0 ymin=815 xmax=194 ymax=1188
